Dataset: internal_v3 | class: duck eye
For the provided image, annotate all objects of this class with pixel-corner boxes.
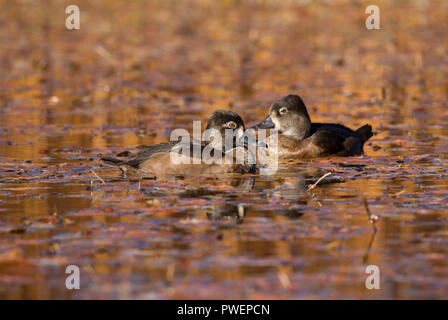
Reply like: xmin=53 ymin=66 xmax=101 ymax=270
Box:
xmin=227 ymin=121 xmax=237 ymax=129
xmin=279 ymin=108 xmax=287 ymax=115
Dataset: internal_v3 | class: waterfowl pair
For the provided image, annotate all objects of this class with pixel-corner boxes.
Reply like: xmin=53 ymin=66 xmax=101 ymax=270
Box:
xmin=101 ymin=110 xmax=257 ymax=178
xmin=251 ymin=95 xmax=373 ymax=159
xmin=101 ymin=94 xmax=373 ymax=178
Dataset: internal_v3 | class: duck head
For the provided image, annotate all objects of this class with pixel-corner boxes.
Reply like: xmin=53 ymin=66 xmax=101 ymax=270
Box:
xmin=205 ymin=110 xmax=266 ymax=150
xmin=252 ymin=95 xmax=312 ymax=140
xmin=205 ymin=110 xmax=245 ymax=150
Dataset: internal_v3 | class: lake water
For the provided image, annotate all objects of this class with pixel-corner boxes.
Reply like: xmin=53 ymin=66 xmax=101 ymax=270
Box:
xmin=0 ymin=0 xmax=447 ymax=299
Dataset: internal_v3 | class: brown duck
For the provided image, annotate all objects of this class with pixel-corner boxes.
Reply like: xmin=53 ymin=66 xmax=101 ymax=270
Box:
xmin=101 ymin=110 xmax=257 ymax=179
xmin=251 ymin=95 xmax=373 ymax=159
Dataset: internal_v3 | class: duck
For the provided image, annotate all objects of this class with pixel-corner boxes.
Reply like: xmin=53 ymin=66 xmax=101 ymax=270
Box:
xmin=100 ymin=110 xmax=257 ymax=179
xmin=251 ymin=94 xmax=373 ymax=159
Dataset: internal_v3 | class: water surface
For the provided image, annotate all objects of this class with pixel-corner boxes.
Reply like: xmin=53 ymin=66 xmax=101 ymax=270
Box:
xmin=0 ymin=0 xmax=447 ymax=299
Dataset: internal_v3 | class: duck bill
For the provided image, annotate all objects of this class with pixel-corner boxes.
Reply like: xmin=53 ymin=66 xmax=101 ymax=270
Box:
xmin=250 ymin=115 xmax=275 ymax=130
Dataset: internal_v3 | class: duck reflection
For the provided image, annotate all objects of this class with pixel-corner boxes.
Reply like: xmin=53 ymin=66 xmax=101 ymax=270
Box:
xmin=255 ymin=165 xmax=344 ymax=218
xmin=206 ymin=203 xmax=246 ymax=223
xmin=264 ymin=165 xmax=324 ymax=200
xmin=203 ymin=166 xmax=344 ymax=222
xmin=139 ymin=174 xmax=255 ymax=198
xmin=136 ymin=165 xmax=343 ymax=223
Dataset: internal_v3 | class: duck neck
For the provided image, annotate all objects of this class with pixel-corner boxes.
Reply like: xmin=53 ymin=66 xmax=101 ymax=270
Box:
xmin=283 ymin=117 xmax=311 ymax=140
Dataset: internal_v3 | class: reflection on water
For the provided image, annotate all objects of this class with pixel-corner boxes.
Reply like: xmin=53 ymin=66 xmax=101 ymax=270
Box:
xmin=1 ymin=0 xmax=448 ymax=299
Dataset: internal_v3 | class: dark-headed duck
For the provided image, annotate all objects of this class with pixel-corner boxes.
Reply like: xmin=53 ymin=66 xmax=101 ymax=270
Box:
xmin=101 ymin=110 xmax=257 ymax=178
xmin=251 ymin=94 xmax=373 ymax=159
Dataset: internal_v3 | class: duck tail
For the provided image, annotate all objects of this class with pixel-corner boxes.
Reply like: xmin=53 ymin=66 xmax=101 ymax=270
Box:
xmin=100 ymin=156 xmax=124 ymax=166
xmin=355 ymin=124 xmax=373 ymax=143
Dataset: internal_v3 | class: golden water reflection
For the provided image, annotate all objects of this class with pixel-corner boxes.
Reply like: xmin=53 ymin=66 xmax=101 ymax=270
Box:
xmin=0 ymin=0 xmax=448 ymax=299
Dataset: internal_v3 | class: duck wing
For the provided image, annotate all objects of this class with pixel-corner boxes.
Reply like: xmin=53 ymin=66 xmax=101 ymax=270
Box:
xmin=311 ymin=122 xmax=373 ymax=143
xmin=123 ymin=142 xmax=180 ymax=168
xmin=100 ymin=142 xmax=180 ymax=168
xmin=121 ymin=141 xmax=228 ymax=169
xmin=310 ymin=128 xmax=348 ymax=155
xmin=310 ymin=123 xmax=356 ymax=135
xmin=312 ymin=124 xmax=373 ymax=156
